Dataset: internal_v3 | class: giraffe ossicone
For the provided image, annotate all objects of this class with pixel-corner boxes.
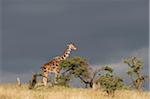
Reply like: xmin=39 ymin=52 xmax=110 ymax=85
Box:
xmin=41 ymin=43 xmax=77 ymax=86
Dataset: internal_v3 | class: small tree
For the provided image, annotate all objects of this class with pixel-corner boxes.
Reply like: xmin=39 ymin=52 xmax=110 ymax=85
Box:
xmin=29 ymin=73 xmax=38 ymax=89
xmin=97 ymin=66 xmax=124 ymax=96
xmin=28 ymin=73 xmax=45 ymax=89
xmin=124 ymin=57 xmax=147 ymax=90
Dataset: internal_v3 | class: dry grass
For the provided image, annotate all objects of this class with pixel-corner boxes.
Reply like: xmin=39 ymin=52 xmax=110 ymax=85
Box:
xmin=0 ymin=83 xmax=149 ymax=99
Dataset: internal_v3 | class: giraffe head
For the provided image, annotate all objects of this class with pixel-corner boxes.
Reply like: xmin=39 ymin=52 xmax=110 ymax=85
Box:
xmin=67 ymin=43 xmax=77 ymax=50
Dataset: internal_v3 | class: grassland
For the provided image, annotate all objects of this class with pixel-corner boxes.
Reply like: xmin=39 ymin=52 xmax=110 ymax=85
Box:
xmin=0 ymin=83 xmax=149 ymax=99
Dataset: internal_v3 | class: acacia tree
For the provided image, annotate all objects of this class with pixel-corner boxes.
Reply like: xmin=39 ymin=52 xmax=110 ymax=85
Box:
xmin=124 ymin=57 xmax=147 ymax=90
xmin=60 ymin=56 xmax=91 ymax=87
xmin=97 ymin=66 xmax=124 ymax=96
xmin=60 ymin=56 xmax=107 ymax=88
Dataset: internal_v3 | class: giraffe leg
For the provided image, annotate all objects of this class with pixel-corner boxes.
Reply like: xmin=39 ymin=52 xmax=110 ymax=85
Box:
xmin=54 ymin=72 xmax=60 ymax=84
xmin=54 ymin=67 xmax=61 ymax=84
xmin=54 ymin=73 xmax=58 ymax=84
xmin=43 ymin=72 xmax=48 ymax=86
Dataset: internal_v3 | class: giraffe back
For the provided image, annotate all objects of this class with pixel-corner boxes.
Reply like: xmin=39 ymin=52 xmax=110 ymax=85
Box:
xmin=41 ymin=59 xmax=61 ymax=73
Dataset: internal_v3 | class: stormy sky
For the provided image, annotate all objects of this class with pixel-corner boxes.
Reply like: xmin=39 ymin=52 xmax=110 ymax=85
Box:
xmin=0 ymin=0 xmax=149 ymax=89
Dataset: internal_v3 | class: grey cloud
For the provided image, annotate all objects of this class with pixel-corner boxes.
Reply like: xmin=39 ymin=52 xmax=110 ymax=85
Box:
xmin=0 ymin=0 xmax=2 ymax=81
xmin=3 ymin=0 xmax=148 ymax=58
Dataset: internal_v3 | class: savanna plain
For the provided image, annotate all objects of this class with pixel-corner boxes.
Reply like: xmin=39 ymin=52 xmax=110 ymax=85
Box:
xmin=0 ymin=83 xmax=149 ymax=99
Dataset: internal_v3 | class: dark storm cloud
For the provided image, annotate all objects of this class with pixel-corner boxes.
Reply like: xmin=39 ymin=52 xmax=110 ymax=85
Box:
xmin=0 ymin=0 xmax=2 ymax=82
xmin=1 ymin=0 xmax=148 ymax=82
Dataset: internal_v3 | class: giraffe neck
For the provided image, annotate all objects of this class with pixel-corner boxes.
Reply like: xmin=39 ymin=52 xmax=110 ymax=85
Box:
xmin=55 ymin=46 xmax=72 ymax=61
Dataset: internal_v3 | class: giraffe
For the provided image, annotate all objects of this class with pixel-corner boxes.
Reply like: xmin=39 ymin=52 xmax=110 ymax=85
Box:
xmin=41 ymin=43 xmax=77 ymax=86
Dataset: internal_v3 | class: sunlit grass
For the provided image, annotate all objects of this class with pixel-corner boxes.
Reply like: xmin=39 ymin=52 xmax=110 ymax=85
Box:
xmin=0 ymin=83 xmax=149 ymax=99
